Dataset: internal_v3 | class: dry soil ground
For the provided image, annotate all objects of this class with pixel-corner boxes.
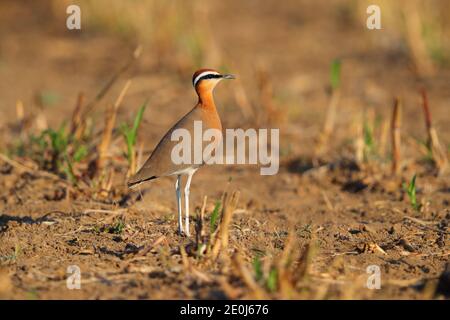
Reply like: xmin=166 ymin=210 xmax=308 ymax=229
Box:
xmin=0 ymin=0 xmax=449 ymax=299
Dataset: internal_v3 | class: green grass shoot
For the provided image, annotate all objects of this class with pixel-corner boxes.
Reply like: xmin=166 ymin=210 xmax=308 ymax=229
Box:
xmin=9 ymin=120 xmax=89 ymax=184
xmin=252 ymin=255 xmax=264 ymax=282
xmin=38 ymin=90 xmax=60 ymax=107
xmin=363 ymin=120 xmax=375 ymax=160
xmin=110 ymin=220 xmax=126 ymax=234
xmin=120 ymin=101 xmax=148 ymax=168
xmin=266 ymin=267 xmax=278 ymax=292
xmin=44 ymin=125 xmax=69 ymax=159
xmin=210 ymin=200 xmax=221 ymax=233
xmin=330 ymin=59 xmax=342 ymax=91
xmin=404 ymin=174 xmax=420 ymax=211
xmin=64 ymin=153 xmax=77 ymax=185
xmin=95 ymin=220 xmax=126 ymax=235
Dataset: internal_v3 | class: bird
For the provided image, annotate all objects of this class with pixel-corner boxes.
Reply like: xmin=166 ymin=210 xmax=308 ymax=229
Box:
xmin=127 ymin=69 xmax=235 ymax=236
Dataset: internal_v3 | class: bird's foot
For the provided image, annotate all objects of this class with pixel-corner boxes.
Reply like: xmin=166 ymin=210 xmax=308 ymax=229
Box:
xmin=178 ymin=229 xmax=192 ymax=238
xmin=177 ymin=229 xmax=190 ymax=238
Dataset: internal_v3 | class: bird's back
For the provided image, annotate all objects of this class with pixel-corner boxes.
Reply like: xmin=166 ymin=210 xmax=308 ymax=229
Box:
xmin=127 ymin=104 xmax=222 ymax=186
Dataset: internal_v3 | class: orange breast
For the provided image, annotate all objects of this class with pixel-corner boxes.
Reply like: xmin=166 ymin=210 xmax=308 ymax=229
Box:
xmin=200 ymin=105 xmax=222 ymax=132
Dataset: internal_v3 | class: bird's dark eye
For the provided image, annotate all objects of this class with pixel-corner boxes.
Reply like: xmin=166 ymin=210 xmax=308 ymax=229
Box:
xmin=200 ymin=74 xmax=222 ymax=81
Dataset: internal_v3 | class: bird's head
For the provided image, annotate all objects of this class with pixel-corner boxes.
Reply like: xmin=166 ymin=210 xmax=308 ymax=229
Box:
xmin=192 ymin=69 xmax=235 ymax=94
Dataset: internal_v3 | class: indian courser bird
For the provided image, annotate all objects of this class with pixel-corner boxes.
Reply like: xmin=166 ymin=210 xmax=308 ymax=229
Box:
xmin=128 ymin=69 xmax=235 ymax=236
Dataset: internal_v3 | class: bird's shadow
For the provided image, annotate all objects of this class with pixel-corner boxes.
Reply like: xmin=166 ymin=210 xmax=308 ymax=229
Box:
xmin=0 ymin=213 xmax=57 ymax=233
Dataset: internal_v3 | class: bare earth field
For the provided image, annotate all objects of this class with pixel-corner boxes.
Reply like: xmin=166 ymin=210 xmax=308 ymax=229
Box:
xmin=0 ymin=1 xmax=449 ymax=299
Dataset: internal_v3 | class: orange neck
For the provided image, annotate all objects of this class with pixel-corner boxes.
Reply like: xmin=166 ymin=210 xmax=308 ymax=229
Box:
xmin=196 ymin=87 xmax=216 ymax=109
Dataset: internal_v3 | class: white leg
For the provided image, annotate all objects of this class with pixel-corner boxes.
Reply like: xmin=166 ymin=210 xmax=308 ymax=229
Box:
xmin=184 ymin=170 xmax=196 ymax=237
xmin=175 ymin=175 xmax=183 ymax=235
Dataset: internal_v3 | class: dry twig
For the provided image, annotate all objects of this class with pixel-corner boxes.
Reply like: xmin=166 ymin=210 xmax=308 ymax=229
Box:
xmin=391 ymin=97 xmax=402 ymax=175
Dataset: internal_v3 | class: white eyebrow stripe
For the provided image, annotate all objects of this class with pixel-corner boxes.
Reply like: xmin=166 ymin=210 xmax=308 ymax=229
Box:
xmin=193 ymin=71 xmax=220 ymax=87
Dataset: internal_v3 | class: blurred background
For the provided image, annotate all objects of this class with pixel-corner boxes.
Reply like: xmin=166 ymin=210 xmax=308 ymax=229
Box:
xmin=1 ymin=0 xmax=449 ymax=157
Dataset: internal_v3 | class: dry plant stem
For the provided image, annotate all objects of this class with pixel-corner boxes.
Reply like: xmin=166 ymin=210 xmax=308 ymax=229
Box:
xmin=15 ymin=100 xmax=26 ymax=139
xmin=180 ymin=245 xmax=190 ymax=270
xmin=354 ymin=113 xmax=364 ymax=164
xmin=16 ymin=100 xmax=24 ymax=123
xmin=70 ymin=92 xmax=85 ymax=139
xmin=83 ymin=209 xmax=127 ymax=215
xmin=391 ymin=97 xmax=402 ymax=175
xmin=293 ymin=235 xmax=317 ymax=286
xmin=321 ymin=191 xmax=334 ymax=211
xmin=421 ymin=89 xmax=433 ymax=149
xmin=429 ymin=129 xmax=448 ymax=174
xmin=217 ymin=276 xmax=241 ymax=299
xmin=211 ymin=191 xmax=240 ymax=260
xmin=233 ymin=80 xmax=254 ymax=122
xmin=277 ymin=230 xmax=296 ymax=298
xmin=80 ymin=46 xmax=141 ymax=122
xmin=219 ymin=191 xmax=239 ymax=250
xmin=35 ymin=111 xmax=48 ymax=131
xmin=209 ymin=192 xmax=226 ymax=258
xmin=100 ymin=169 xmax=114 ymax=192
xmin=195 ymin=196 xmax=207 ymax=248
xmin=323 ymin=89 xmax=340 ymax=139
xmin=97 ymin=104 xmax=116 ymax=170
xmin=402 ymin=0 xmax=435 ymax=76
xmin=129 ymin=148 xmax=137 ymax=176
xmin=317 ymin=88 xmax=341 ymax=156
xmin=278 ymin=229 xmax=295 ymax=269
xmin=97 ymin=80 xmax=132 ymax=171
xmin=420 ymin=89 xmax=448 ymax=174
xmin=257 ymin=67 xmax=276 ymax=126
xmin=379 ymin=118 xmax=390 ymax=159
xmin=135 ymin=235 xmax=166 ymax=258
xmin=136 ymin=142 xmax=144 ymax=170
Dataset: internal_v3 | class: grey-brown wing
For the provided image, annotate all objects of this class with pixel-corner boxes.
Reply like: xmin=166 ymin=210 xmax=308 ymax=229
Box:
xmin=127 ymin=107 xmax=202 ymax=185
